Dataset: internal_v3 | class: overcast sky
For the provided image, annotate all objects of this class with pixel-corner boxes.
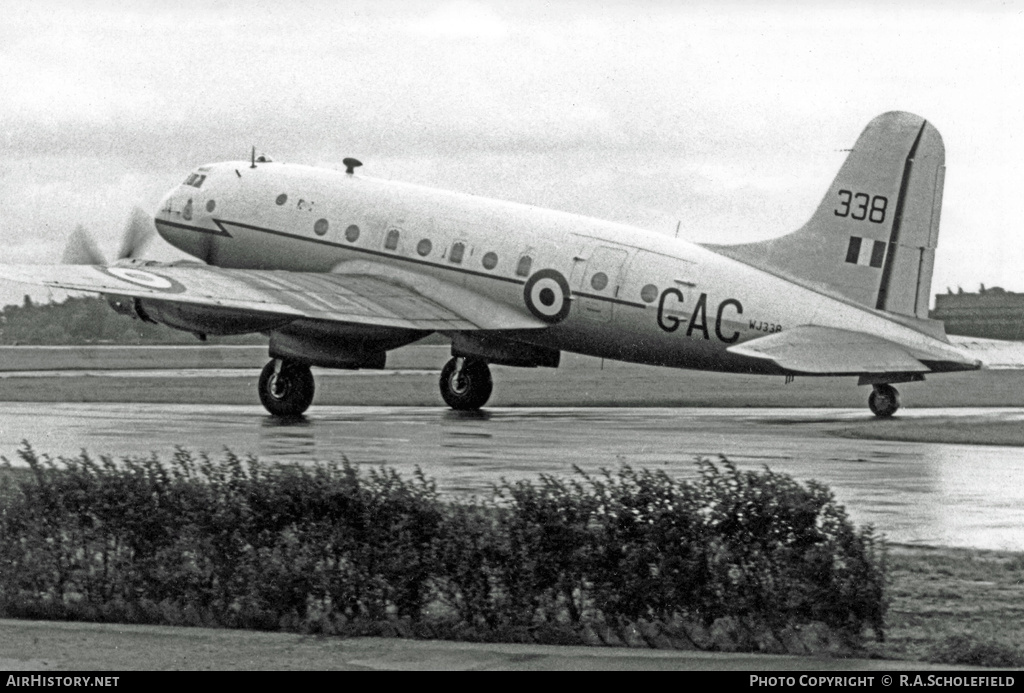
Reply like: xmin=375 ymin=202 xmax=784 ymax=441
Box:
xmin=2 ymin=0 xmax=1022 ymax=307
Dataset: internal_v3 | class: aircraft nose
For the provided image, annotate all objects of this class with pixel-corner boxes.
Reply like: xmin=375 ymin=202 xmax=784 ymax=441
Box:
xmin=154 ymin=187 xmax=205 ymax=259
xmin=154 ymin=189 xmax=178 ymax=238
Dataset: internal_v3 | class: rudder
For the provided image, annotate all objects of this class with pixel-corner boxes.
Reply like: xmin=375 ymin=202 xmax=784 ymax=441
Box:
xmin=705 ymin=111 xmax=945 ymax=319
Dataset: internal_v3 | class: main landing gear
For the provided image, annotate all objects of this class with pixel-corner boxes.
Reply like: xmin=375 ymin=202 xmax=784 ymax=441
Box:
xmin=259 ymin=359 xmax=315 ymax=417
xmin=868 ymin=383 xmax=900 ymax=418
xmin=440 ymin=357 xmax=493 ymax=410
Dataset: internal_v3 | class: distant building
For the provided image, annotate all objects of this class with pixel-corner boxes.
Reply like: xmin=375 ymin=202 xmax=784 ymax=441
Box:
xmin=930 ymin=286 xmax=1024 ymax=340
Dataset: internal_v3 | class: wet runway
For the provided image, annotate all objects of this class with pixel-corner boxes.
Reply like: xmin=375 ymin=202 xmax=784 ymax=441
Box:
xmin=1 ymin=403 xmax=1023 ymax=551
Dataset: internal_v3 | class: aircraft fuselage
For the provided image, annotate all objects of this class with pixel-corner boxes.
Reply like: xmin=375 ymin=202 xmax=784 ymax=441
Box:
xmin=153 ymin=160 xmax=963 ymax=377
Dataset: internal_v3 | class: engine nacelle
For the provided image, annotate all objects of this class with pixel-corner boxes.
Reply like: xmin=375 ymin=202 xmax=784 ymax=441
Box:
xmin=450 ymin=332 xmax=560 ymax=368
xmin=269 ymin=319 xmax=431 ymax=369
xmin=105 ymin=294 xmax=155 ymax=322
xmin=105 ymin=295 xmax=294 ymax=336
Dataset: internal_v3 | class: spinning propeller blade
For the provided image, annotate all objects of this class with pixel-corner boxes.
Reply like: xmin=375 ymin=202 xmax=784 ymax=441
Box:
xmin=115 ymin=207 xmax=156 ymax=261
xmin=61 ymin=224 xmax=106 ymax=265
xmin=61 ymin=207 xmax=156 ymax=265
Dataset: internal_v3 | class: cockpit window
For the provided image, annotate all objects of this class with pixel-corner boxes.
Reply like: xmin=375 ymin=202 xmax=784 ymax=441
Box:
xmin=183 ymin=174 xmax=206 ymax=188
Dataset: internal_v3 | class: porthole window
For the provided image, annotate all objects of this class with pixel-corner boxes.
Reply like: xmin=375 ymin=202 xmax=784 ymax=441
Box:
xmin=182 ymin=199 xmax=193 ymax=221
xmin=206 ymin=199 xmax=216 ymax=213
xmin=482 ymin=252 xmax=498 ymax=270
xmin=314 ymin=219 xmax=329 ymax=236
xmin=276 ymin=193 xmax=288 ymax=206
xmin=515 ymin=255 xmax=532 ymax=277
xmin=449 ymin=242 xmax=465 ymax=264
xmin=590 ymin=272 xmax=608 ymax=291
xmin=385 ymin=229 xmax=400 ymax=250
xmin=417 ymin=239 xmax=432 ymax=256
xmin=640 ymin=284 xmax=659 ymax=303
xmin=345 ymin=224 xmax=360 ymax=242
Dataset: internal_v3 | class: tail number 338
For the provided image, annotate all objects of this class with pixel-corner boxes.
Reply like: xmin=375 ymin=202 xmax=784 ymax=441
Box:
xmin=834 ymin=190 xmax=888 ymax=224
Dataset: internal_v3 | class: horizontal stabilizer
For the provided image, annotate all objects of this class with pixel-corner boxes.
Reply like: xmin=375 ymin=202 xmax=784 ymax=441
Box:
xmin=728 ymin=325 xmax=929 ymax=374
xmin=948 ymin=336 xmax=1024 ymax=370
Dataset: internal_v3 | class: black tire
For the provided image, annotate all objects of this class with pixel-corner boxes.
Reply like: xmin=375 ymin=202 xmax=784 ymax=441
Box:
xmin=259 ymin=360 xmax=315 ymax=417
xmin=868 ymin=384 xmax=900 ymax=418
xmin=439 ymin=357 xmax=493 ymax=410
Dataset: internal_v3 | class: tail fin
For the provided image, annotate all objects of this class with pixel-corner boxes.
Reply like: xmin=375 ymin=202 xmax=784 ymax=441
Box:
xmin=705 ymin=111 xmax=945 ymax=319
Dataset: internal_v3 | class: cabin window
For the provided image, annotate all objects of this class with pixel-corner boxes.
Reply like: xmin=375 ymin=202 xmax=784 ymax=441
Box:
xmin=640 ymin=284 xmax=658 ymax=303
xmin=449 ymin=242 xmax=465 ymax=264
xmin=515 ymin=255 xmax=532 ymax=277
xmin=590 ymin=272 xmax=608 ymax=291
xmin=417 ymin=239 xmax=432 ymax=256
xmin=314 ymin=219 xmax=329 ymax=236
xmin=482 ymin=252 xmax=498 ymax=270
xmin=276 ymin=193 xmax=288 ymax=206
xmin=206 ymin=200 xmax=216 ymax=213
xmin=385 ymin=229 xmax=400 ymax=250
xmin=345 ymin=225 xmax=360 ymax=242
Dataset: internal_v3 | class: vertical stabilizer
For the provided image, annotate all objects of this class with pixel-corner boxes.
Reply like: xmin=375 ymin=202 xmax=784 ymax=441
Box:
xmin=705 ymin=112 xmax=945 ymax=319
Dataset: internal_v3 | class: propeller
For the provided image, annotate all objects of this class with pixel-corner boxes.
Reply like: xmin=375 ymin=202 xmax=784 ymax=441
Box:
xmin=115 ymin=207 xmax=156 ymax=261
xmin=61 ymin=207 xmax=156 ymax=265
xmin=61 ymin=224 xmax=105 ymax=265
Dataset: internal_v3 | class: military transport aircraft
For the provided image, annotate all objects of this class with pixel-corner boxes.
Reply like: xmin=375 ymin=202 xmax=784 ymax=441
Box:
xmin=0 ymin=111 xmax=1014 ymax=418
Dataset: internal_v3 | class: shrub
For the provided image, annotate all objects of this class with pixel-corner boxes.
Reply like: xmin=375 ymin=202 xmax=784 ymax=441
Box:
xmin=928 ymin=633 xmax=1024 ymax=668
xmin=0 ymin=444 xmax=888 ymax=652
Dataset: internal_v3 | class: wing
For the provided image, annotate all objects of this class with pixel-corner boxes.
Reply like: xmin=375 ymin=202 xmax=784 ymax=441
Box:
xmin=728 ymin=325 xmax=978 ymax=374
xmin=0 ymin=261 xmax=547 ymax=332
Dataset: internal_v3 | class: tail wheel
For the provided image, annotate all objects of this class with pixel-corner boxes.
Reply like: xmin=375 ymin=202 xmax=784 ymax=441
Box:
xmin=439 ymin=357 xmax=493 ymax=410
xmin=868 ymin=383 xmax=900 ymax=418
xmin=259 ymin=359 xmax=315 ymax=417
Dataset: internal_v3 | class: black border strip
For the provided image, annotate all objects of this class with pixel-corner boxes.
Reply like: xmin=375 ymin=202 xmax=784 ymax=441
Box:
xmin=159 ymin=217 xmax=650 ymax=310
xmin=215 ymin=218 xmax=527 ymax=286
xmin=875 ymin=121 xmax=927 ymax=310
xmin=155 ymin=218 xmax=232 ymax=237
xmin=573 ymin=290 xmax=648 ymax=309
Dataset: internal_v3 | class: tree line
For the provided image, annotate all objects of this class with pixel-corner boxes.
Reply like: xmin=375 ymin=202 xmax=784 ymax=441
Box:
xmin=0 ymin=296 xmax=263 ymax=345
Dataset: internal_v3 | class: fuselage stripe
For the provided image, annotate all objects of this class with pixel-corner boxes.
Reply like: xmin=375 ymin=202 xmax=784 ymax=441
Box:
xmin=156 ymin=218 xmax=231 ymax=237
xmin=218 ymin=219 xmax=528 ymax=285
xmin=572 ymin=291 xmax=647 ymax=309
xmin=166 ymin=218 xmax=649 ymax=311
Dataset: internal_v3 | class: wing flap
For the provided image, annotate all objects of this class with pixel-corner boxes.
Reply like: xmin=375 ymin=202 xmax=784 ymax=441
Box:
xmin=727 ymin=325 xmax=929 ymax=374
xmin=0 ymin=263 xmax=545 ymax=332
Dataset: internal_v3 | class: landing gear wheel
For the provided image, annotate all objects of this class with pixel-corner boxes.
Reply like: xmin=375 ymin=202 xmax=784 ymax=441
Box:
xmin=868 ymin=383 xmax=900 ymax=418
xmin=259 ymin=359 xmax=315 ymax=417
xmin=440 ymin=357 xmax=493 ymax=410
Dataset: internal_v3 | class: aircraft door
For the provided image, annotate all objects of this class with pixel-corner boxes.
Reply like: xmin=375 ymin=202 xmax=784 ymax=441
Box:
xmin=576 ymin=245 xmax=629 ymax=322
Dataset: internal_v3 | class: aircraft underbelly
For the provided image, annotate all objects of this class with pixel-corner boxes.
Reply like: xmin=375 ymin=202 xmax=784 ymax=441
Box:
xmin=520 ymin=308 xmax=785 ymax=375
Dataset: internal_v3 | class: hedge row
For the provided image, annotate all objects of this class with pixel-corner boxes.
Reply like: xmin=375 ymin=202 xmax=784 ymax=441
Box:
xmin=0 ymin=444 xmax=887 ymax=651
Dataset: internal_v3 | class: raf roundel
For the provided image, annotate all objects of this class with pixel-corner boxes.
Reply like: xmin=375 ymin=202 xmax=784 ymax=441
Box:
xmin=523 ymin=269 xmax=571 ymax=324
xmin=98 ymin=267 xmax=187 ymax=293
